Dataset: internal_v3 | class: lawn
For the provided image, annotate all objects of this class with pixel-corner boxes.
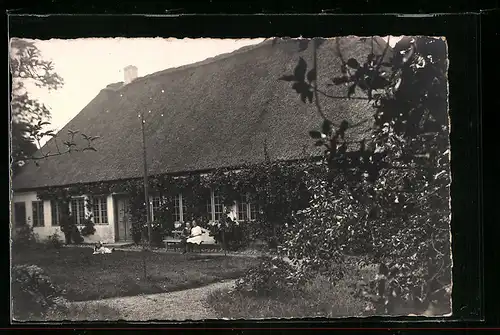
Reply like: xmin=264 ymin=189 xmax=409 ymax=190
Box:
xmin=206 ymin=261 xmax=377 ymax=319
xmin=207 ymin=275 xmax=368 ymax=319
xmin=22 ymin=303 xmax=122 ymax=322
xmin=12 ymin=246 xmax=258 ymax=302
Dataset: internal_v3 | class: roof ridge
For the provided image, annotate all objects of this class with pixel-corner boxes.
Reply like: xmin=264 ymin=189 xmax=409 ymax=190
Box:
xmin=116 ymin=38 xmax=274 ymax=90
xmin=109 ymin=37 xmax=392 ymax=92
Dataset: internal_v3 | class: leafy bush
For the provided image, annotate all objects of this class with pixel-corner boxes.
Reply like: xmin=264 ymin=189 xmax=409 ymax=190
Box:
xmin=11 ymin=264 xmax=63 ymax=320
xmin=235 ymin=256 xmax=308 ymax=298
xmin=208 ymin=273 xmax=366 ymax=319
xmin=12 ymin=225 xmax=38 ymax=250
xmin=71 ymin=224 xmax=84 ymax=244
xmin=278 ymin=36 xmax=451 ymax=315
xmin=45 ymin=232 xmax=63 ymax=249
xmin=79 ymin=218 xmax=96 ymax=237
xmin=151 ymin=221 xmax=166 ymax=248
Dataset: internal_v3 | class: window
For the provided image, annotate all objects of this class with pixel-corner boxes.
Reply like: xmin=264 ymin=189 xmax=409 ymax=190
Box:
xmin=173 ymin=194 xmax=181 ymax=222
xmin=237 ymin=195 xmax=248 ymax=221
xmin=206 ymin=196 xmax=213 ymax=221
xmin=32 ymin=201 xmax=44 ymax=227
xmin=206 ymin=190 xmax=225 ymax=222
xmin=249 ymin=203 xmax=258 ymax=221
xmin=14 ymin=202 xmax=26 ymax=227
xmin=182 ymin=196 xmax=187 ymax=221
xmin=172 ymin=194 xmax=188 ymax=223
xmin=235 ymin=194 xmax=258 ymax=222
xmin=71 ymin=198 xmax=86 ymax=225
xmin=51 ymin=200 xmax=61 ymax=226
xmin=92 ymin=196 xmax=108 ymax=224
xmin=151 ymin=196 xmax=168 ymax=221
xmin=214 ymin=193 xmax=223 ymax=221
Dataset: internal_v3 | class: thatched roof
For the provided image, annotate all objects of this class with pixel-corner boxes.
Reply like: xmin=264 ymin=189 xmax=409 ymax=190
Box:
xmin=13 ymin=37 xmax=392 ymax=191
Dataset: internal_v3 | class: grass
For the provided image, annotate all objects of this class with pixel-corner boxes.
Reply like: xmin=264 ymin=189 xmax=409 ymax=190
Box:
xmin=207 ymin=261 xmax=377 ymax=319
xmin=207 ymin=275 xmax=367 ymax=319
xmin=20 ymin=303 xmax=123 ymax=322
xmin=12 ymin=246 xmax=258 ymax=302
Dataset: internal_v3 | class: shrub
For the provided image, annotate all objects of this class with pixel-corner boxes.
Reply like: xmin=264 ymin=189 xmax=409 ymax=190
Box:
xmin=235 ymin=256 xmax=308 ymax=298
xmin=80 ymin=218 xmax=96 ymax=237
xmin=71 ymin=224 xmax=84 ymax=244
xmin=46 ymin=232 xmax=63 ymax=249
xmin=151 ymin=221 xmax=166 ymax=248
xmin=11 ymin=264 xmax=63 ymax=320
xmin=208 ymin=274 xmax=366 ymax=319
xmin=131 ymin=220 xmax=142 ymax=244
xmin=12 ymin=225 xmax=38 ymax=250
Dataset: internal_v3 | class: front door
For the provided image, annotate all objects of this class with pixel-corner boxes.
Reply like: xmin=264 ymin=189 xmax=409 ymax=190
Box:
xmin=116 ymin=197 xmax=132 ymax=242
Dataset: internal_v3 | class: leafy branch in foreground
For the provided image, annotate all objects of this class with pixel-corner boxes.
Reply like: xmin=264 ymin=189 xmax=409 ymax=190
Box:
xmin=10 ymin=38 xmax=99 ymax=171
xmin=277 ymin=36 xmax=451 ymax=315
xmin=14 ymin=121 xmax=100 ymax=167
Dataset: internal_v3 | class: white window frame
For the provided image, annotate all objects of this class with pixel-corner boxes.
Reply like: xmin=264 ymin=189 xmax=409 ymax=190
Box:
xmin=32 ymin=201 xmax=45 ymax=227
xmin=172 ymin=194 xmax=188 ymax=223
xmin=151 ymin=195 xmax=171 ymax=222
xmin=235 ymin=193 xmax=258 ymax=222
xmin=70 ymin=196 xmax=87 ymax=226
xmin=50 ymin=200 xmax=61 ymax=226
xmin=92 ymin=196 xmax=109 ymax=225
xmin=206 ymin=190 xmax=224 ymax=222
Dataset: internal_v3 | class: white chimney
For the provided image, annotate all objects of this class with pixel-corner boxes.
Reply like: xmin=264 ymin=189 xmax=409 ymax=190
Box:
xmin=124 ymin=65 xmax=138 ymax=85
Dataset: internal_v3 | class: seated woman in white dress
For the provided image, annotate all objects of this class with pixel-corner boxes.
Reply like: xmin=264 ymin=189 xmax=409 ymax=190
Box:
xmin=186 ymin=220 xmax=204 ymax=246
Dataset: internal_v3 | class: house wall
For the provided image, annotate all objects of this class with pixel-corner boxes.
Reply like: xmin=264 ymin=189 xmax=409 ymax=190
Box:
xmin=11 ymin=191 xmax=116 ymax=244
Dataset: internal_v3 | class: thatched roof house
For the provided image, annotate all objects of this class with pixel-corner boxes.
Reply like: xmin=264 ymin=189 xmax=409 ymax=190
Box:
xmin=13 ymin=37 xmax=391 ymax=191
xmin=11 ymin=37 xmax=392 ymax=243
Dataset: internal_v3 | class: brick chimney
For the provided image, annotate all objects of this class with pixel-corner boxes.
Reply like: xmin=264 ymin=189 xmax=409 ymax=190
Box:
xmin=123 ymin=65 xmax=138 ymax=85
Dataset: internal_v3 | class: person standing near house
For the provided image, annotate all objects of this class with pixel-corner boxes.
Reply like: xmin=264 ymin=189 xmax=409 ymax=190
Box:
xmin=181 ymin=221 xmax=191 ymax=254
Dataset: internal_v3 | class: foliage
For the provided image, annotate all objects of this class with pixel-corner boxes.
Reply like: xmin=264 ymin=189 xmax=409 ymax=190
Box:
xmin=45 ymin=232 xmax=63 ymax=249
xmin=12 ymin=247 xmax=259 ymax=302
xmin=279 ymin=36 xmax=452 ymax=315
xmin=235 ymin=256 xmax=309 ymax=298
xmin=37 ymin=159 xmax=313 ymax=247
xmin=79 ymin=218 xmax=96 ymax=237
xmin=9 ymin=38 xmax=98 ymax=171
xmin=206 ymin=209 xmax=251 ymax=251
xmin=35 ymin=190 xmax=95 ymax=244
xmin=11 ymin=264 xmax=63 ymax=320
xmin=209 ymin=274 xmax=367 ymax=319
xmin=12 ymin=225 xmax=38 ymax=250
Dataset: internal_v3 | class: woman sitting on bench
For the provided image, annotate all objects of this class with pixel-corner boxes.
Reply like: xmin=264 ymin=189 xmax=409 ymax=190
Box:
xmin=185 ymin=219 xmax=204 ymax=252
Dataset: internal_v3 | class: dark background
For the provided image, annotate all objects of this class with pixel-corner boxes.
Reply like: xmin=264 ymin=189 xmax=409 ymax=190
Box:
xmin=5 ymin=0 xmax=497 ymax=333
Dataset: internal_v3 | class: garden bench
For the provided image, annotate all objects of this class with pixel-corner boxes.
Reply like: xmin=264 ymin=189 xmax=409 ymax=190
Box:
xmin=163 ymin=238 xmax=182 ymax=250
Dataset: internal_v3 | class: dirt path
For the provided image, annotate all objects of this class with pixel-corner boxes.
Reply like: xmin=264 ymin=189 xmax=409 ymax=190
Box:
xmin=71 ymin=280 xmax=236 ymax=321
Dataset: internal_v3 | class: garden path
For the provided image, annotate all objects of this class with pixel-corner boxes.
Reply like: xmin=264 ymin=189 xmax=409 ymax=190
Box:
xmin=70 ymin=279 xmax=236 ymax=321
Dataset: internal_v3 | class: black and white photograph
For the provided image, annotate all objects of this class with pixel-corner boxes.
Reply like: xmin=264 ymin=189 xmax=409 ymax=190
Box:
xmin=10 ymin=35 xmax=452 ymax=321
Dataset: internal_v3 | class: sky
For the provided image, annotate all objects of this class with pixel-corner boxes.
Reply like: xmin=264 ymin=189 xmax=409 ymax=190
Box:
xmin=11 ymin=36 xmax=402 ymax=145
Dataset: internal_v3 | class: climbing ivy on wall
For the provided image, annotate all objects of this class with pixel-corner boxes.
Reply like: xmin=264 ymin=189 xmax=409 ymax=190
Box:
xmin=36 ymin=158 xmax=317 ymax=246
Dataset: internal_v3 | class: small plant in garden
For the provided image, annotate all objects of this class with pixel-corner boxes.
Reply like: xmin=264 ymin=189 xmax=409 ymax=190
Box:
xmin=11 ymin=264 xmax=64 ymax=320
xmin=235 ymin=256 xmax=309 ymax=298
xmin=12 ymin=225 xmax=38 ymax=250
xmin=46 ymin=232 xmax=63 ymax=249
xmin=80 ymin=218 xmax=96 ymax=237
